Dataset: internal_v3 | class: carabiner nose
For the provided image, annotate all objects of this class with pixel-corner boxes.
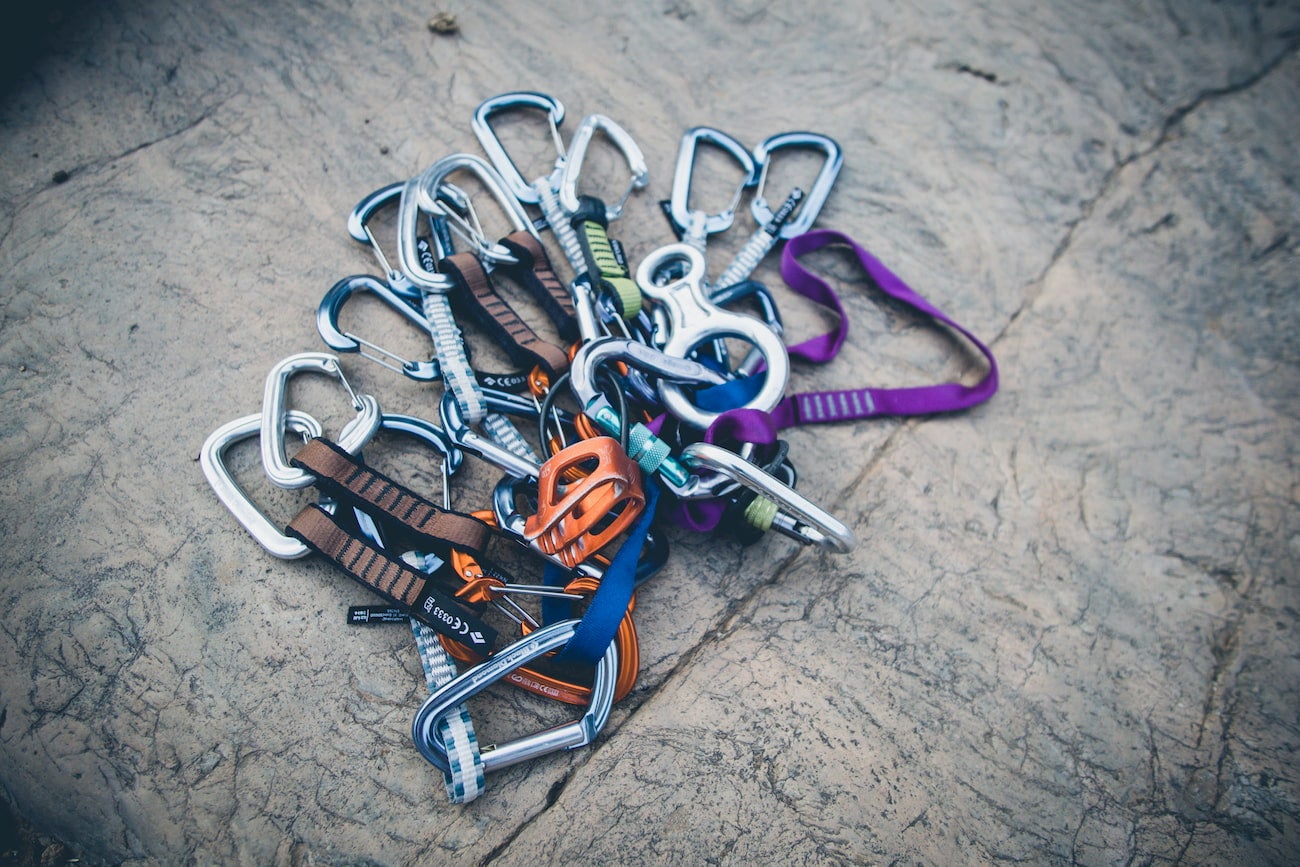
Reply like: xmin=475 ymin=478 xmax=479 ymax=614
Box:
xmin=751 ymin=131 xmax=843 ymax=238
xmin=472 ymin=91 xmax=567 ymax=205
xmin=415 ymin=153 xmax=543 ymax=266
xmin=558 ymin=114 xmax=650 ymax=219
xmin=669 ymin=127 xmax=757 ymax=246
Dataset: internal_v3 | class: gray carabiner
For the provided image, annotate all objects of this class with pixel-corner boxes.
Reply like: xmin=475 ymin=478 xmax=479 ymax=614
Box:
xmin=558 ymin=114 xmax=650 ymax=219
xmin=316 ymin=274 xmax=441 ymax=381
xmin=636 ymin=244 xmax=790 ymax=429
xmin=415 ymin=153 xmax=542 ymax=268
xmin=679 ymin=441 xmax=856 ymax=553
xmin=346 ymin=181 xmax=422 ymax=300
xmin=472 ymin=91 xmax=567 ymax=206
xmin=669 ymin=127 xmax=757 ymax=251
xmin=750 ymin=131 xmax=843 ymax=239
xmin=411 ymin=618 xmax=617 ymax=775
xmin=439 ymin=391 xmax=542 ymax=480
xmin=259 ymin=352 xmax=382 ymax=489
xmin=201 ymin=411 xmax=326 ymax=559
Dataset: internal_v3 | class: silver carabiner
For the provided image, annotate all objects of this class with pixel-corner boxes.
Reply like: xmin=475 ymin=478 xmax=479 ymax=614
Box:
xmin=316 ymin=274 xmax=441 ymax=382
xmin=680 ymin=441 xmax=856 ymax=553
xmin=259 ymin=352 xmax=382 ymax=489
xmin=201 ymin=411 xmax=327 ymax=559
xmin=558 ymin=114 xmax=649 ymax=219
xmin=346 ymin=181 xmax=422 ymax=300
xmin=415 ymin=153 xmax=543 ymax=268
xmin=439 ymin=391 xmax=542 ymax=480
xmin=750 ymin=131 xmax=843 ymax=239
xmin=713 ymin=131 xmax=843 ymax=291
xmin=411 ymin=618 xmax=617 ymax=775
xmin=472 ymin=91 xmax=568 ymax=205
xmin=636 ymin=244 xmax=790 ymax=429
xmin=668 ymin=127 xmax=757 ymax=252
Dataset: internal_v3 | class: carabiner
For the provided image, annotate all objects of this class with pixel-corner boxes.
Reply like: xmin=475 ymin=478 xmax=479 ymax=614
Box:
xmin=415 ymin=153 xmax=542 ymax=268
xmin=714 ymin=131 xmax=843 ymax=290
xmin=472 ymin=92 xmax=567 ymax=206
xmin=202 ymin=411 xmax=325 ymax=559
xmin=668 ymin=127 xmax=757 ymax=252
xmin=259 ymin=352 xmax=382 ymax=489
xmin=680 ymin=441 xmax=856 ymax=553
xmin=751 ymin=131 xmax=843 ymax=239
xmin=558 ymin=114 xmax=650 ymax=220
xmin=412 ymin=618 xmax=617 ymax=775
xmin=346 ymin=181 xmax=422 ymax=300
xmin=316 ymin=274 xmax=441 ymax=381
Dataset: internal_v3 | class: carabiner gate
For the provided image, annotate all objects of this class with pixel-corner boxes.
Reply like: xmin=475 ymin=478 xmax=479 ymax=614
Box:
xmin=415 ymin=153 xmax=543 ymax=268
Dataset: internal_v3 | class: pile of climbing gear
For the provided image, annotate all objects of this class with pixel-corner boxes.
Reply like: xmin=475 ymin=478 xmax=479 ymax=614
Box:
xmin=200 ymin=92 xmax=999 ymax=803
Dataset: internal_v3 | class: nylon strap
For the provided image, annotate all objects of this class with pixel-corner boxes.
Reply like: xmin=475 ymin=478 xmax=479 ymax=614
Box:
xmin=289 ymin=438 xmax=492 ymax=556
xmin=570 ymin=195 xmax=642 ymax=319
xmin=542 ymin=480 xmax=660 ymax=667
xmin=694 ymin=228 xmax=998 ymax=425
xmin=286 ymin=505 xmax=498 ymax=650
xmin=439 ymin=251 xmax=570 ymax=380
xmin=497 ymin=231 xmax=580 ymax=342
xmin=411 ymin=619 xmax=485 ymax=802
xmin=421 ymin=288 xmax=487 ymax=423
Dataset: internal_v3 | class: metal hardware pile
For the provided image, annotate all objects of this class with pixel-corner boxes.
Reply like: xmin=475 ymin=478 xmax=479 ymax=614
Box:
xmin=201 ymin=92 xmax=998 ymax=803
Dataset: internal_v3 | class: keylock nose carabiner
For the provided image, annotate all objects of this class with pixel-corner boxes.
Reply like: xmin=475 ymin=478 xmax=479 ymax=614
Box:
xmin=668 ymin=126 xmax=757 ymax=254
xmin=472 ymin=91 xmax=567 ymax=206
xmin=558 ymin=114 xmax=650 ymax=221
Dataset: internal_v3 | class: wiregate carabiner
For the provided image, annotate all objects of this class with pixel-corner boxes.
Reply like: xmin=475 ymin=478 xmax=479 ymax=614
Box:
xmin=668 ymin=126 xmax=757 ymax=253
xmin=558 ymin=114 xmax=650 ymax=220
xmin=316 ymin=274 xmax=441 ymax=382
xmin=202 ymin=411 xmax=328 ymax=559
xmin=412 ymin=618 xmax=617 ymax=775
xmin=347 ymin=181 xmax=422 ymax=301
xmin=472 ymin=92 xmax=568 ymax=206
xmin=636 ymin=244 xmax=790 ymax=429
xmin=415 ymin=153 xmax=543 ymax=268
xmin=260 ymin=352 xmax=382 ymax=489
xmin=714 ymin=131 xmax=843 ymax=290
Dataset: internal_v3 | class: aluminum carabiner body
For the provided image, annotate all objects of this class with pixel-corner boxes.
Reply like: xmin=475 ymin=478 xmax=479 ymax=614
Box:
xmin=558 ymin=114 xmax=649 ymax=220
xmin=668 ymin=126 xmax=757 ymax=251
xmin=202 ymin=410 xmax=329 ymax=559
xmin=347 ymin=181 xmax=422 ymax=300
xmin=679 ymin=441 xmax=856 ymax=553
xmin=471 ymin=91 xmax=568 ymax=206
xmin=259 ymin=352 xmax=381 ymax=489
xmin=750 ymin=131 xmax=843 ymax=239
xmin=411 ymin=618 xmax=617 ymax=775
xmin=414 ymin=153 xmax=543 ymax=268
xmin=316 ymin=274 xmax=441 ymax=381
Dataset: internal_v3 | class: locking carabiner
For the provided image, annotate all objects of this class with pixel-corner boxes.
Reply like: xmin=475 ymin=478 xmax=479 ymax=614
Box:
xmin=668 ymin=126 xmax=757 ymax=254
xmin=558 ymin=114 xmax=650 ymax=221
xmin=411 ymin=618 xmax=617 ymax=775
xmin=680 ymin=441 xmax=856 ymax=553
xmin=715 ymin=131 xmax=843 ymax=290
xmin=259 ymin=352 xmax=382 ymax=489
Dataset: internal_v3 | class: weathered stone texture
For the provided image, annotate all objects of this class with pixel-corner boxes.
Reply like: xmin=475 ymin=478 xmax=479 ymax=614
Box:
xmin=0 ymin=1 xmax=1296 ymax=864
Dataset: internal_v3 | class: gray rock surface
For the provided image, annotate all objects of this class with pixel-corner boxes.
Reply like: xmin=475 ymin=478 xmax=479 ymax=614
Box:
xmin=1 ymin=0 xmax=1297 ymax=863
